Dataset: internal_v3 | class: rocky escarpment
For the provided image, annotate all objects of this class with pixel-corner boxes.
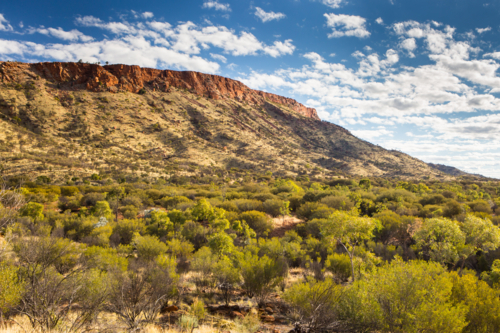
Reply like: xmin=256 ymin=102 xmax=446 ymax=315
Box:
xmin=0 ymin=61 xmax=319 ymax=119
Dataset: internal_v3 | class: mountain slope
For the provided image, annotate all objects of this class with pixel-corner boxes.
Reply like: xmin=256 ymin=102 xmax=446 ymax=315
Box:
xmin=0 ymin=61 xmax=459 ymax=182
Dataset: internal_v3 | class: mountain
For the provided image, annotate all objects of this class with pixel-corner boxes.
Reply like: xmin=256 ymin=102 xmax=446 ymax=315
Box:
xmin=0 ymin=61 xmax=470 ymax=183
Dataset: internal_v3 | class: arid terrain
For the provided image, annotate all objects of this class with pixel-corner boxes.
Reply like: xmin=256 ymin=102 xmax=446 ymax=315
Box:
xmin=0 ymin=61 xmax=468 ymax=184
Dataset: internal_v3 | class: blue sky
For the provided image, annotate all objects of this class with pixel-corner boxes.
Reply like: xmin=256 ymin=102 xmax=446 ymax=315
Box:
xmin=1 ymin=0 xmax=500 ymax=178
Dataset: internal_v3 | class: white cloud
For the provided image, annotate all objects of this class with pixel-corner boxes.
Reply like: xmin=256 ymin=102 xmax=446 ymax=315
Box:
xmin=375 ymin=17 xmax=384 ymax=25
xmin=0 ymin=16 xmax=295 ymax=74
xmin=352 ymin=127 xmax=393 ymax=140
xmin=18 ymin=21 xmax=23 ymax=28
xmin=399 ymin=37 xmax=417 ymax=57
xmin=476 ymin=27 xmax=491 ymax=34
xmin=30 ymin=27 xmax=94 ymax=42
xmin=254 ymin=7 xmax=286 ymax=23
xmin=0 ymin=14 xmax=13 ymax=32
xmin=263 ymin=39 xmax=295 ymax=57
xmin=324 ymin=13 xmax=370 ymax=38
xmin=483 ymin=52 xmax=500 ymax=60
xmin=210 ymin=53 xmax=227 ymax=63
xmin=202 ymin=1 xmax=231 ymax=11
xmin=319 ymin=0 xmax=347 ymax=8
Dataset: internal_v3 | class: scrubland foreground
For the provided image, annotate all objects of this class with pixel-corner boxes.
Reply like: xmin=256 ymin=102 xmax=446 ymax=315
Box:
xmin=2 ymin=173 xmax=500 ymax=333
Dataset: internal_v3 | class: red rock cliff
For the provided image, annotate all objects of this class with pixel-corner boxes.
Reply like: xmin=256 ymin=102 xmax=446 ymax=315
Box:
xmin=7 ymin=61 xmax=318 ymax=119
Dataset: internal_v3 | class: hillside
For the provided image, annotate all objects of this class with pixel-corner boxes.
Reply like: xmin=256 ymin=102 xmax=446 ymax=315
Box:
xmin=0 ymin=61 xmax=462 ymax=183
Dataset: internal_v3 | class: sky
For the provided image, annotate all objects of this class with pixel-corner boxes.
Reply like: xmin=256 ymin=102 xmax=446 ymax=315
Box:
xmin=1 ymin=0 xmax=500 ymax=178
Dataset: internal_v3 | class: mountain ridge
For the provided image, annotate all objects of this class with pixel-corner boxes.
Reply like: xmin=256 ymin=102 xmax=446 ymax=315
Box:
xmin=1 ymin=61 xmax=319 ymax=119
xmin=0 ymin=61 xmax=484 ymax=183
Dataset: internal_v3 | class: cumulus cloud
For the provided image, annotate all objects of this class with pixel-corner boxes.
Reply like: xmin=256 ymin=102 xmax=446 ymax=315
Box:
xmin=210 ymin=53 xmax=227 ymax=63
xmin=319 ymin=0 xmax=347 ymax=8
xmin=476 ymin=27 xmax=491 ymax=34
xmin=324 ymin=13 xmax=370 ymax=38
xmin=352 ymin=127 xmax=393 ymax=140
xmin=29 ymin=27 xmax=94 ymax=42
xmin=254 ymin=7 xmax=286 ymax=23
xmin=375 ymin=17 xmax=384 ymax=25
xmin=0 ymin=15 xmax=295 ymax=73
xmin=202 ymin=1 xmax=231 ymax=11
xmin=0 ymin=14 xmax=13 ymax=32
xmin=399 ymin=38 xmax=417 ymax=57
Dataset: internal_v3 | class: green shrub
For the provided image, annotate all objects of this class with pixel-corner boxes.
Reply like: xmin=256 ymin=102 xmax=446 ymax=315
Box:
xmin=61 ymin=186 xmax=80 ymax=196
xmin=239 ymin=211 xmax=273 ymax=236
xmin=296 ymin=202 xmax=328 ymax=220
xmin=84 ymin=246 xmax=128 ymax=271
xmin=160 ymin=195 xmax=191 ymax=209
xmin=262 ymin=199 xmax=284 ymax=217
xmin=113 ymin=219 xmax=146 ymax=245
xmin=233 ymin=199 xmax=263 ymax=212
xmin=240 ymin=252 xmax=284 ymax=303
xmin=320 ymin=195 xmax=354 ymax=211
xmin=81 ymin=192 xmax=106 ymax=206
xmin=132 ymin=234 xmax=168 ymax=261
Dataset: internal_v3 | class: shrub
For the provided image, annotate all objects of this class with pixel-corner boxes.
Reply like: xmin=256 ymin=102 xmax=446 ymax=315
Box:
xmin=217 ymin=201 xmax=239 ymax=212
xmin=113 ymin=219 xmax=146 ymax=245
xmin=233 ymin=199 xmax=263 ymax=212
xmin=296 ymin=202 xmax=328 ymax=220
xmin=80 ymin=192 xmax=106 ymax=206
xmin=160 ymin=196 xmax=191 ymax=209
xmin=263 ymin=199 xmax=284 ymax=217
xmin=325 ymin=253 xmax=352 ymax=282
xmin=240 ymin=253 xmax=284 ymax=304
xmin=252 ymin=192 xmax=276 ymax=202
xmin=320 ymin=195 xmax=354 ymax=211
xmin=376 ymin=189 xmax=416 ymax=203
xmin=239 ymin=211 xmax=273 ymax=236
xmin=420 ymin=194 xmax=446 ymax=206
xmin=284 ymin=277 xmax=342 ymax=332
xmin=121 ymin=195 xmax=144 ymax=209
xmin=132 ymin=234 xmax=168 ymax=261
xmin=84 ymin=246 xmax=128 ymax=271
xmin=120 ymin=205 xmax=139 ymax=219
xmin=0 ymin=262 xmax=24 ymax=317
xmin=61 ymin=186 xmax=80 ymax=196
xmin=19 ymin=202 xmax=44 ymax=222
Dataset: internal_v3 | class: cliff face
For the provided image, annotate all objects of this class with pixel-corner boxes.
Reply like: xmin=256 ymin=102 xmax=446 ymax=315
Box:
xmin=0 ymin=61 xmax=319 ymax=120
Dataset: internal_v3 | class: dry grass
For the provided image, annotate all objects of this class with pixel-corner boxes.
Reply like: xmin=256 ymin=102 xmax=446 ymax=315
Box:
xmin=0 ymin=315 xmax=223 ymax=333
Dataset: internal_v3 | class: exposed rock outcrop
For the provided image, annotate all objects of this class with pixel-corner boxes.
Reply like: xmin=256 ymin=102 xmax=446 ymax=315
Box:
xmin=0 ymin=61 xmax=319 ymax=119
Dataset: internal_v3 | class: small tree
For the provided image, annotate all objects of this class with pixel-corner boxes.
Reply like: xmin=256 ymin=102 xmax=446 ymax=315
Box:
xmin=106 ymin=256 xmax=178 ymax=330
xmin=457 ymin=214 xmax=500 ymax=272
xmin=414 ymin=217 xmax=465 ymax=266
xmin=320 ymin=209 xmax=378 ymax=282
xmin=240 ymin=253 xmax=284 ymax=304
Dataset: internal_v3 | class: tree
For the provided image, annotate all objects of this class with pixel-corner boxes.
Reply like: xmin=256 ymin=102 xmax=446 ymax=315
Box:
xmin=213 ymin=256 xmax=240 ymax=306
xmin=208 ymin=232 xmax=234 ymax=257
xmin=414 ymin=217 xmax=465 ymax=266
xmin=457 ymin=214 xmax=500 ymax=272
xmin=363 ymin=259 xmax=467 ymax=333
xmin=320 ymin=209 xmax=378 ymax=282
xmin=92 ymin=201 xmax=113 ymax=220
xmin=280 ymin=200 xmax=290 ymax=225
xmin=106 ymin=257 xmax=178 ymax=330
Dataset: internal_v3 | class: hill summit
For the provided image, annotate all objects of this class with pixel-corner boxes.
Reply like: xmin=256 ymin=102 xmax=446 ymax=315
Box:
xmin=0 ymin=61 xmax=466 ymax=183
